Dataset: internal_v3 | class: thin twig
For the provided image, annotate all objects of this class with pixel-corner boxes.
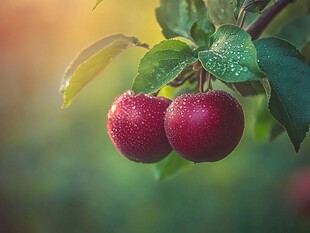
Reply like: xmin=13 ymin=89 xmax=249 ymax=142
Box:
xmin=247 ymin=0 xmax=294 ymax=40
xmin=239 ymin=11 xmax=247 ymax=29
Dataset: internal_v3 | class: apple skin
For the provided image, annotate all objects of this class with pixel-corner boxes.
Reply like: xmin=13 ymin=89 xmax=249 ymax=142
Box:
xmin=164 ymin=90 xmax=244 ymax=162
xmin=107 ymin=90 xmax=172 ymax=163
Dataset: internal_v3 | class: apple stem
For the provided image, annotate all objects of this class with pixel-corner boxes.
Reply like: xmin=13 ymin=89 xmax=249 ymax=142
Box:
xmin=199 ymin=69 xmax=206 ymax=93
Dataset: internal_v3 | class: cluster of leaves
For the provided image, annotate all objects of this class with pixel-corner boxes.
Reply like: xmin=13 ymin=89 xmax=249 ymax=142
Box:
xmin=232 ymin=0 xmax=271 ymax=19
xmin=60 ymin=0 xmax=310 ymax=180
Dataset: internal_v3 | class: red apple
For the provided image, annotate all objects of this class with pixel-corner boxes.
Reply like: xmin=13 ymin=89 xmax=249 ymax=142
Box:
xmin=107 ymin=90 xmax=172 ymax=163
xmin=164 ymin=90 xmax=244 ymax=162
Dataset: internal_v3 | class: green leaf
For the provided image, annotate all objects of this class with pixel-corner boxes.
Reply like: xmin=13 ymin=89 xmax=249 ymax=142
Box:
xmin=156 ymin=0 xmax=215 ymax=46
xmin=198 ymin=25 xmax=263 ymax=83
xmin=278 ymin=15 xmax=310 ymax=49
xmin=153 ymin=151 xmax=193 ymax=181
xmin=190 ymin=10 xmax=215 ymax=47
xmin=157 ymin=70 xmax=198 ymax=98
xmin=206 ymin=0 xmax=236 ymax=26
xmin=60 ymin=34 xmax=147 ymax=108
xmin=243 ymin=0 xmax=271 ymax=12
xmin=254 ymin=96 xmax=284 ymax=142
xmin=255 ymin=37 xmax=310 ymax=151
xmin=232 ymin=0 xmax=271 ymax=20
xmin=93 ymin=0 xmax=104 ymax=10
xmin=302 ymin=41 xmax=310 ymax=64
xmin=132 ymin=40 xmax=197 ymax=94
xmin=155 ymin=0 xmax=204 ymax=38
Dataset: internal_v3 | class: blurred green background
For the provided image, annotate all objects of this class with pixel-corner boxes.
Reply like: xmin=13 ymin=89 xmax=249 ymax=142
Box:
xmin=1 ymin=0 xmax=310 ymax=232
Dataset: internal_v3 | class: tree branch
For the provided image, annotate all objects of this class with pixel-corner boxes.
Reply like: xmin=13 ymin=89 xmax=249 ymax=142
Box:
xmin=247 ymin=0 xmax=294 ymax=40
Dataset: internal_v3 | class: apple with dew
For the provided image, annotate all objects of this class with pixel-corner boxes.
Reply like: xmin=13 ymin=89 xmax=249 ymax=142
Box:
xmin=164 ymin=90 xmax=244 ymax=162
xmin=108 ymin=90 xmax=172 ymax=163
